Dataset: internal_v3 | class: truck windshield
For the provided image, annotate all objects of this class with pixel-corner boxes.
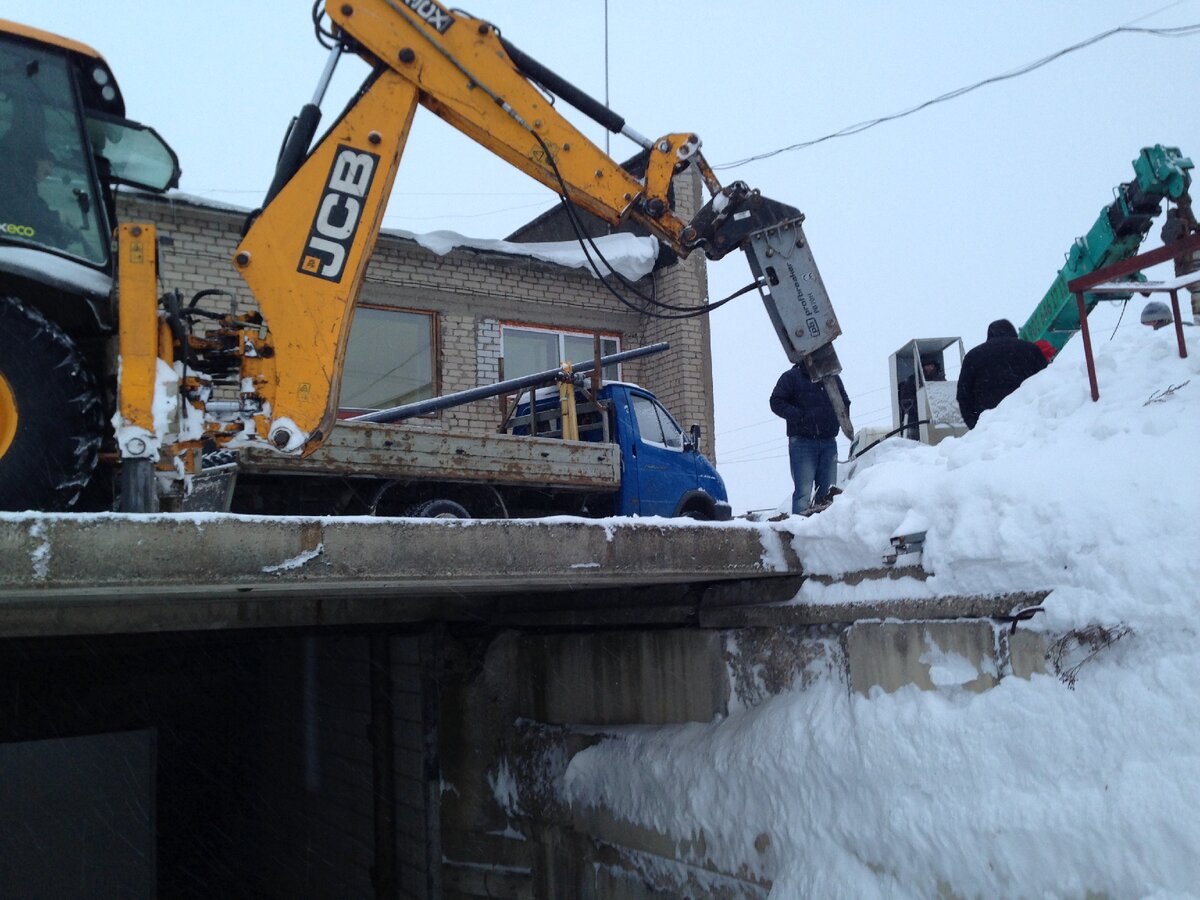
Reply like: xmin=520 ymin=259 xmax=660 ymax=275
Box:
xmin=0 ymin=36 xmax=108 ymax=265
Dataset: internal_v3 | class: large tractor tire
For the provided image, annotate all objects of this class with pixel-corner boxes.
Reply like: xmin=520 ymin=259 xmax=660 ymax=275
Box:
xmin=0 ymin=297 xmax=103 ymax=511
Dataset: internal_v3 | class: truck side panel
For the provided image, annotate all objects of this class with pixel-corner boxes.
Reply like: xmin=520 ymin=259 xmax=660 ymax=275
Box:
xmin=237 ymin=422 xmax=620 ymax=489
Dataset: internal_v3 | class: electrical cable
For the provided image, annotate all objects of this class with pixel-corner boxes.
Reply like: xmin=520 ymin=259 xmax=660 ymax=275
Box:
xmin=1109 ymin=298 xmax=1130 ymax=340
xmin=714 ymin=22 xmax=1200 ymax=171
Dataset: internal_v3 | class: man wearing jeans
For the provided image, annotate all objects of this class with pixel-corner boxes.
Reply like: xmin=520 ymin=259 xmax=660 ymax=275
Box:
xmin=770 ymin=364 xmax=851 ymax=514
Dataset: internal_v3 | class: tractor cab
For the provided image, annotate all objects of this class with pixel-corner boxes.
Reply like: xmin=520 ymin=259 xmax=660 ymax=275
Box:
xmin=0 ymin=19 xmax=178 ymax=316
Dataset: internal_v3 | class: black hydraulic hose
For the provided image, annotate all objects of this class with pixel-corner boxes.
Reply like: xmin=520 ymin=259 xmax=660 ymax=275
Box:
xmin=529 ymin=131 xmax=757 ymax=319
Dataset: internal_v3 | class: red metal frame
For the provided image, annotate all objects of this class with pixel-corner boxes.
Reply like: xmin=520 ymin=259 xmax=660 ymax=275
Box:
xmin=1066 ymin=232 xmax=1200 ymax=401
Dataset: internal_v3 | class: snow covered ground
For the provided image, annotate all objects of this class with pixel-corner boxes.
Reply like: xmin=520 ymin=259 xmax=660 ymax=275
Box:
xmin=562 ymin=322 xmax=1200 ymax=897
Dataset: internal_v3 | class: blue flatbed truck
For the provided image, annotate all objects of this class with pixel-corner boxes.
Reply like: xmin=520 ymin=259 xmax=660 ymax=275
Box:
xmin=233 ymin=380 xmax=730 ymax=521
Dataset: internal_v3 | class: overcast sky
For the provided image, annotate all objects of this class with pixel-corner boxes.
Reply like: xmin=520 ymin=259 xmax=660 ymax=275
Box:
xmin=24 ymin=1 xmax=1200 ymax=512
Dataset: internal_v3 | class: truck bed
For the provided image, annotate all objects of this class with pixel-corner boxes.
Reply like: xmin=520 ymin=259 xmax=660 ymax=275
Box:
xmin=237 ymin=421 xmax=621 ymax=491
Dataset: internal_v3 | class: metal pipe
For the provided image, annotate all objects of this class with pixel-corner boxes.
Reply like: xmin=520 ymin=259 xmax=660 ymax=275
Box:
xmin=351 ymin=342 xmax=669 ymax=424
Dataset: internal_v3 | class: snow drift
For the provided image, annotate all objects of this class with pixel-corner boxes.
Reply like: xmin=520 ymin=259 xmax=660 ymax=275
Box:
xmin=562 ymin=323 xmax=1200 ymax=897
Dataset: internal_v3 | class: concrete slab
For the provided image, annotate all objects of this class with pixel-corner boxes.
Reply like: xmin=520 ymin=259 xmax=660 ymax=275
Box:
xmin=0 ymin=514 xmax=801 ymax=637
xmin=1008 ymin=628 xmax=1050 ymax=679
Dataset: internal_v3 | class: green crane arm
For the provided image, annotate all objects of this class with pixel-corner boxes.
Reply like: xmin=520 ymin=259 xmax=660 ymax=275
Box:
xmin=1019 ymin=145 xmax=1194 ymax=352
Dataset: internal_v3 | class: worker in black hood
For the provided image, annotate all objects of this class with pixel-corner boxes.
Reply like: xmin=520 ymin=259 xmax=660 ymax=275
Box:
xmin=956 ymin=319 xmax=1048 ymax=429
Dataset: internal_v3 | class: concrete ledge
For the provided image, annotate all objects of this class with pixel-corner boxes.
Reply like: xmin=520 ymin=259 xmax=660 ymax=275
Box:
xmin=848 ymin=620 xmax=1001 ymax=695
xmin=0 ymin=515 xmax=800 ymax=637
xmin=702 ymin=590 xmax=1050 ymax=628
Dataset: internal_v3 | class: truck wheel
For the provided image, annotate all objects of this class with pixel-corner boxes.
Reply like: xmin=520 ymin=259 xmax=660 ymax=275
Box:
xmin=0 ymin=297 xmax=103 ymax=511
xmin=408 ymin=498 xmax=471 ymax=519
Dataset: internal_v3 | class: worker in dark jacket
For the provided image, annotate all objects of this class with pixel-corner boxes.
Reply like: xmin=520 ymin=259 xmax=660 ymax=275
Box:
xmin=770 ymin=365 xmax=851 ymax=513
xmin=956 ymin=319 xmax=1048 ymax=429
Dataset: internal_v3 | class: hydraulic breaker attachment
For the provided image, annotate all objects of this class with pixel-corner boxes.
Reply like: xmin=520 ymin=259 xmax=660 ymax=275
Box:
xmin=688 ymin=184 xmax=853 ymax=439
xmin=745 ymin=216 xmax=854 ymax=439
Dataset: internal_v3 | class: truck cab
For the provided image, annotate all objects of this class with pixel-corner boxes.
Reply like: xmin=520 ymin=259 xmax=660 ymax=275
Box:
xmin=511 ymin=382 xmax=731 ymax=520
xmin=608 ymin=383 xmax=729 ymax=519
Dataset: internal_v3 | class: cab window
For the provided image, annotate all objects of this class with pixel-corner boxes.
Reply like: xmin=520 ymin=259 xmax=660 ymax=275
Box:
xmin=631 ymin=394 xmax=684 ymax=450
xmin=0 ymin=36 xmax=108 ymax=264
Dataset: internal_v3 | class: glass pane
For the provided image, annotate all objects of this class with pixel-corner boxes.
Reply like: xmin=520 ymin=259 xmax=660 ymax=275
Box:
xmin=562 ymin=333 xmax=595 ymax=365
xmin=86 ymin=114 xmax=179 ymax=192
xmin=0 ymin=38 xmax=108 ymax=264
xmin=562 ymin=333 xmax=620 ymax=381
xmin=503 ymin=328 xmax=558 ymax=379
xmin=654 ymin=401 xmax=684 ymax=449
xmin=631 ymin=394 xmax=666 ymax=446
xmin=340 ymin=308 xmax=434 ymax=411
xmin=601 ymin=336 xmax=619 ymax=381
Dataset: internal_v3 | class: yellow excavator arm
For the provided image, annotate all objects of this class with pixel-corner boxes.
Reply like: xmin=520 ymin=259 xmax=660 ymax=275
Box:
xmin=145 ymin=0 xmax=850 ymax=469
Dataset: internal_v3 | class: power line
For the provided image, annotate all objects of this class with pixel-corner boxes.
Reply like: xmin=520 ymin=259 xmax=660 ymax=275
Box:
xmin=714 ymin=22 xmax=1200 ymax=171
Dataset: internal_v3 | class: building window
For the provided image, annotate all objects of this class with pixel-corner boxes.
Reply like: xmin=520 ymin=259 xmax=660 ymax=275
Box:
xmin=501 ymin=325 xmax=620 ymax=381
xmin=339 ymin=306 xmax=435 ymax=414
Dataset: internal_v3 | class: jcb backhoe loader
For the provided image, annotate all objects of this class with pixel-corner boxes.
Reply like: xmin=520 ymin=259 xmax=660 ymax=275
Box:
xmin=0 ymin=2 xmax=849 ymax=513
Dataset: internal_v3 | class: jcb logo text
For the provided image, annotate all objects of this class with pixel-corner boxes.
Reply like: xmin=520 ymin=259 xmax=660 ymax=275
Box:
xmin=299 ymin=146 xmax=379 ymax=282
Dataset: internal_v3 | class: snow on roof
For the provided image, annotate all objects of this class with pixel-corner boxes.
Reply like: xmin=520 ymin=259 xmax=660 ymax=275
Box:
xmin=145 ymin=189 xmax=659 ymax=281
xmin=388 ymin=227 xmax=659 ymax=282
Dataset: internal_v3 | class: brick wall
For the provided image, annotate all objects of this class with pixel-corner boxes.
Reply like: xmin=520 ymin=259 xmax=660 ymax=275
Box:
xmin=117 ymin=175 xmax=716 ymax=456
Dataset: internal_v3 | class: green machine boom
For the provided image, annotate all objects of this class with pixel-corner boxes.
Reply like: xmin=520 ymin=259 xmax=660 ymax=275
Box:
xmin=1020 ymin=145 xmax=1194 ymax=353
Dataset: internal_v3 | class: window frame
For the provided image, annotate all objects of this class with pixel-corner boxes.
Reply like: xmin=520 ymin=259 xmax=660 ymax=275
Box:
xmin=337 ymin=303 xmax=438 ymax=418
xmin=499 ymin=322 xmax=622 ymax=382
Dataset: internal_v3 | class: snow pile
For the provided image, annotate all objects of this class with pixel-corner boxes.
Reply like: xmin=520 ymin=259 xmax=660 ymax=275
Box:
xmin=791 ymin=326 xmax=1199 ymax=634
xmin=562 ymin=325 xmax=1200 ymax=897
